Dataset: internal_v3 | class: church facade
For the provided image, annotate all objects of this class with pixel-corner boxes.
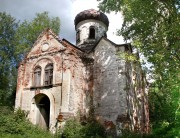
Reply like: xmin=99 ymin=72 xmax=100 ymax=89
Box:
xmin=15 ymin=9 xmax=149 ymax=134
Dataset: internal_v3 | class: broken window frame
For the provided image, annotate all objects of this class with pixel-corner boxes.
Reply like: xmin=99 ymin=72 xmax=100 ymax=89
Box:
xmin=34 ymin=66 xmax=41 ymax=87
xmin=44 ymin=64 xmax=53 ymax=86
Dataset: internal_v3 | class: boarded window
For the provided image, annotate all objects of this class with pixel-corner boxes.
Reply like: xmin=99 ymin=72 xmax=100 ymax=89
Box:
xmin=34 ymin=67 xmax=41 ymax=86
xmin=44 ymin=64 xmax=53 ymax=86
xmin=89 ymin=27 xmax=95 ymax=39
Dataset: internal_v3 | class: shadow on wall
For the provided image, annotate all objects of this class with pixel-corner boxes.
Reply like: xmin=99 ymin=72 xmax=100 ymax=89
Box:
xmin=93 ymin=44 xmax=122 ymax=121
xmin=34 ymin=94 xmax=50 ymax=129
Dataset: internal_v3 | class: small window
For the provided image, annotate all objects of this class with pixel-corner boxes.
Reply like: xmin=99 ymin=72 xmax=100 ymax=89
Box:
xmin=44 ymin=64 xmax=53 ymax=86
xmin=34 ymin=66 xmax=41 ymax=86
xmin=76 ymin=30 xmax=80 ymax=42
xmin=89 ymin=27 xmax=95 ymax=39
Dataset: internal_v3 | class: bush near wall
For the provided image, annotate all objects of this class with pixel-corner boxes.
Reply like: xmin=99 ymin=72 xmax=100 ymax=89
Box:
xmin=0 ymin=106 xmax=53 ymax=138
xmin=61 ymin=118 xmax=106 ymax=138
xmin=2 ymin=106 xmax=177 ymax=138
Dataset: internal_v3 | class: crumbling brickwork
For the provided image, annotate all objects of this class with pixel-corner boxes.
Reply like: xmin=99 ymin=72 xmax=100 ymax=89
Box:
xmin=15 ymin=30 xmax=88 ymax=131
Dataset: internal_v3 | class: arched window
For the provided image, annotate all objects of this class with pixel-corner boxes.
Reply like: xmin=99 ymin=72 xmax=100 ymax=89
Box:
xmin=89 ymin=26 xmax=95 ymax=39
xmin=34 ymin=66 xmax=41 ymax=86
xmin=44 ymin=64 xmax=53 ymax=86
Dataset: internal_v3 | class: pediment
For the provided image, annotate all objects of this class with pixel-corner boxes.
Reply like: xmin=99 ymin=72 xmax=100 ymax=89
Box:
xmin=94 ymin=38 xmax=116 ymax=53
xmin=27 ymin=29 xmax=66 ymax=58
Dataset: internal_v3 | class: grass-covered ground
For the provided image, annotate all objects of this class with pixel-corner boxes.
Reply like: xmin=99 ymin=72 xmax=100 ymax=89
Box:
xmin=0 ymin=106 xmax=179 ymax=138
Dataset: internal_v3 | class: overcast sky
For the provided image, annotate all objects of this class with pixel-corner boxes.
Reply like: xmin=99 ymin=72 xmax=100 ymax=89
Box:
xmin=0 ymin=0 xmax=124 ymax=44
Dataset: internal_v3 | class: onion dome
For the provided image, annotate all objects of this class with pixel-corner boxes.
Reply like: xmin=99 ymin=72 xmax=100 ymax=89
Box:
xmin=74 ymin=9 xmax=109 ymax=27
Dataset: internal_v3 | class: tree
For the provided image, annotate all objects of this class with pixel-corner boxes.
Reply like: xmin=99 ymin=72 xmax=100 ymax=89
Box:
xmin=0 ymin=12 xmax=18 ymax=106
xmin=0 ymin=11 xmax=60 ymax=106
xmin=98 ymin=0 xmax=180 ymax=137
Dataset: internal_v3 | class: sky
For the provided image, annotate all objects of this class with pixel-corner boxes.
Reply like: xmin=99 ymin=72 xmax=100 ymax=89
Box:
xmin=0 ymin=0 xmax=124 ymax=44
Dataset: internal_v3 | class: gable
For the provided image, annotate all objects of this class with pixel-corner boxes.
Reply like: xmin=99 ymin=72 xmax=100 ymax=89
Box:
xmin=93 ymin=38 xmax=117 ymax=67
xmin=27 ymin=30 xmax=66 ymax=58
xmin=94 ymin=38 xmax=116 ymax=56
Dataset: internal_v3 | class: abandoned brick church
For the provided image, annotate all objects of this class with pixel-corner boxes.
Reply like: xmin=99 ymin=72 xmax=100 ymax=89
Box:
xmin=15 ymin=9 xmax=149 ymax=134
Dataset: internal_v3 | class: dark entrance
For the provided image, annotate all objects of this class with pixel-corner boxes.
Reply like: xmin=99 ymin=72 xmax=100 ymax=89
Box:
xmin=35 ymin=94 xmax=50 ymax=129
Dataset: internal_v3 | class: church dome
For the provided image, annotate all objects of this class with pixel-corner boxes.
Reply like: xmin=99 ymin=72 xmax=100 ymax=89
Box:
xmin=74 ymin=9 xmax=109 ymax=27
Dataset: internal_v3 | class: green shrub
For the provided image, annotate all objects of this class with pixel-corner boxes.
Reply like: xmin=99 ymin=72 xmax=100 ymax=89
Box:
xmin=0 ymin=106 xmax=53 ymax=138
xmin=119 ymin=129 xmax=154 ymax=138
xmin=151 ymin=121 xmax=180 ymax=138
xmin=81 ymin=121 xmax=105 ymax=138
xmin=62 ymin=118 xmax=83 ymax=138
xmin=62 ymin=118 xmax=106 ymax=138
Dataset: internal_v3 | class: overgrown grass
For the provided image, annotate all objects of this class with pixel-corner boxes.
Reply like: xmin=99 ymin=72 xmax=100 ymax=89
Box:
xmin=62 ymin=118 xmax=106 ymax=138
xmin=0 ymin=106 xmax=53 ymax=138
xmin=0 ymin=106 xmax=179 ymax=138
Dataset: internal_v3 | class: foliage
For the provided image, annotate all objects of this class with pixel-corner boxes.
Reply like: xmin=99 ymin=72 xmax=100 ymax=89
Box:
xmin=0 ymin=108 xmax=106 ymax=138
xmin=62 ymin=118 xmax=83 ymax=138
xmin=118 ymin=51 xmax=138 ymax=62
xmin=149 ymin=81 xmax=180 ymax=138
xmin=98 ymin=0 xmax=180 ymax=72
xmin=81 ymin=121 xmax=106 ymax=138
xmin=0 ymin=12 xmax=18 ymax=106
xmin=0 ymin=106 xmax=53 ymax=138
xmin=62 ymin=118 xmax=106 ymax=138
xmin=98 ymin=0 xmax=180 ymax=137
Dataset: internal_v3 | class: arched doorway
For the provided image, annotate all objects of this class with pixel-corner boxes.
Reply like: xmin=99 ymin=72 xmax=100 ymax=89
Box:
xmin=34 ymin=94 xmax=50 ymax=129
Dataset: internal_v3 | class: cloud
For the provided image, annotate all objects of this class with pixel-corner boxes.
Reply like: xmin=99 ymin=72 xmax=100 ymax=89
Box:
xmin=0 ymin=0 xmax=75 ymax=42
xmin=0 ymin=0 xmax=124 ymax=44
xmin=106 ymin=12 xmax=124 ymax=44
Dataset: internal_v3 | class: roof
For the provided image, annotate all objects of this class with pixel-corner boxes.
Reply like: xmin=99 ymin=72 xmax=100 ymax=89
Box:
xmin=74 ymin=9 xmax=109 ymax=27
xmin=89 ymin=36 xmax=132 ymax=53
xmin=61 ymin=38 xmax=85 ymax=52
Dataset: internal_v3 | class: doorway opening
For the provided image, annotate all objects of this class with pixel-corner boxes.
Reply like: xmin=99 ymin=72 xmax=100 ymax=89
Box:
xmin=35 ymin=94 xmax=50 ymax=129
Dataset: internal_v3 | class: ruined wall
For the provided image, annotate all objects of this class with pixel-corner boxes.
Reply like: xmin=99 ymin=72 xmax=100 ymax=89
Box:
xmin=125 ymin=55 xmax=149 ymax=133
xmin=91 ymin=39 xmax=149 ymax=134
xmin=15 ymin=31 xmax=87 ymax=131
xmin=92 ymin=39 xmax=128 ymax=130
